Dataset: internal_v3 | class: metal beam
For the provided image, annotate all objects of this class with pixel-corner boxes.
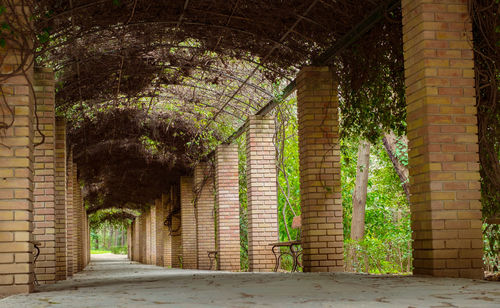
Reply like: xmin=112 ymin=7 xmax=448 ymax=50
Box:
xmin=216 ymin=0 xmax=400 ymax=148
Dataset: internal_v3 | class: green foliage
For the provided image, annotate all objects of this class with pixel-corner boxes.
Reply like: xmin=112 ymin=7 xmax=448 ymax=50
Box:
xmin=111 ymin=246 xmax=128 ymax=255
xmin=238 ymin=136 xmax=249 ymax=271
xmin=342 ymin=137 xmax=411 ymax=274
xmin=484 ymin=224 xmax=500 ymax=272
xmin=91 ymin=250 xmax=111 ymax=254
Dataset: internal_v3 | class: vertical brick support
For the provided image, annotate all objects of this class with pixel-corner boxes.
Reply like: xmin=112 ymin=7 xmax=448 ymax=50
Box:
xmin=180 ymin=176 xmax=197 ymax=269
xmin=65 ymin=151 xmax=74 ymax=276
xmin=133 ymin=219 xmax=140 ymax=262
xmin=72 ymin=163 xmax=81 ymax=272
xmin=297 ymin=66 xmax=343 ymax=272
xmin=154 ymin=198 xmax=164 ymax=266
xmin=245 ymin=116 xmax=279 ymax=272
xmin=194 ymin=163 xmax=216 ymax=270
xmin=140 ymin=214 xmax=147 ymax=264
xmin=54 ymin=119 xmax=66 ymax=280
xmin=402 ymin=0 xmax=483 ymax=278
xmin=150 ymin=206 xmax=155 ymax=264
xmin=127 ymin=225 xmax=132 ymax=260
xmin=162 ymin=194 xmax=172 ymax=268
xmin=0 ymin=2 xmax=34 ymax=294
xmin=215 ymin=144 xmax=240 ymax=271
xmin=145 ymin=208 xmax=151 ymax=264
xmin=32 ymin=67 xmax=56 ymax=284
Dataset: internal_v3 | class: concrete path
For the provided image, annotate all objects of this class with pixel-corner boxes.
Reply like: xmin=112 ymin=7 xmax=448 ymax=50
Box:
xmin=1 ymin=254 xmax=499 ymax=307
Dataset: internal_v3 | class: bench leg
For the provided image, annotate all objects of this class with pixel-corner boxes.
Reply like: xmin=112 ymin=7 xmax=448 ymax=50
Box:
xmin=271 ymin=246 xmax=280 ymax=272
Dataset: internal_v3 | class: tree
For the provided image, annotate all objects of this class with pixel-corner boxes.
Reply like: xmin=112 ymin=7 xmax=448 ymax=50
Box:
xmin=351 ymin=140 xmax=371 ymax=241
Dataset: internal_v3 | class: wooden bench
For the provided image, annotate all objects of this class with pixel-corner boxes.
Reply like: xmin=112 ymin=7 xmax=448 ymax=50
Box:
xmin=269 ymin=216 xmax=302 ymax=272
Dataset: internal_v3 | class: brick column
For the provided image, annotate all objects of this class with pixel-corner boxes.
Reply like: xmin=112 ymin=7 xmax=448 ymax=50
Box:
xmin=133 ymin=219 xmax=140 ymax=262
xmin=54 ymin=118 xmax=67 ymax=280
xmin=0 ymin=2 xmax=35 ymax=294
xmin=139 ymin=213 xmax=147 ymax=264
xmin=297 ymin=66 xmax=343 ymax=272
xmin=180 ymin=176 xmax=197 ymax=269
xmin=194 ymin=163 xmax=216 ymax=270
xmin=65 ymin=151 xmax=74 ymax=276
xmin=215 ymin=144 xmax=240 ymax=271
xmin=150 ymin=204 xmax=156 ymax=265
xmin=153 ymin=198 xmax=164 ymax=266
xmin=127 ymin=225 xmax=132 ymax=260
xmin=72 ymin=163 xmax=81 ymax=272
xmin=245 ymin=116 xmax=278 ymax=272
xmin=162 ymin=193 xmax=172 ymax=268
xmin=32 ymin=67 xmax=56 ymax=284
xmin=402 ymin=0 xmax=483 ymax=279
xmin=145 ymin=208 xmax=151 ymax=264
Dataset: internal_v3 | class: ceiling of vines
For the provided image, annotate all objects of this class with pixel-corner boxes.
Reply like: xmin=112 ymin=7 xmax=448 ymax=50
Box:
xmin=2 ymin=0 xmax=405 ymax=213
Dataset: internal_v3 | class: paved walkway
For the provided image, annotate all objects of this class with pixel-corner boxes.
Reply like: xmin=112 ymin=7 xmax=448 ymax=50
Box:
xmin=1 ymin=254 xmax=499 ymax=307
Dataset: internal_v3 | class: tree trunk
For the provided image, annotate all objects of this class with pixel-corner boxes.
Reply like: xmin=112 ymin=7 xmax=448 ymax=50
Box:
xmin=109 ymin=227 xmax=113 ymax=249
xmin=121 ymin=228 xmax=126 ymax=247
xmin=382 ymin=131 xmax=410 ymax=203
xmin=101 ymin=227 xmax=106 ymax=250
xmin=351 ymin=140 xmax=370 ymax=241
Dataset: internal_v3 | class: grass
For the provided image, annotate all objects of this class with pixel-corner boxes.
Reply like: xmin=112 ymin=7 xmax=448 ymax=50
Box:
xmin=90 ymin=249 xmax=112 ymax=254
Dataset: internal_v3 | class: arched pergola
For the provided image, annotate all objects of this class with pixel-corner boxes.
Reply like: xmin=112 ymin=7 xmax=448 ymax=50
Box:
xmin=0 ymin=0 xmax=497 ymax=295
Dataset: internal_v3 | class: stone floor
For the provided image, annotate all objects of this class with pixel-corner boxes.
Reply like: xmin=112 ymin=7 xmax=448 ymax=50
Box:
xmin=1 ymin=254 xmax=499 ymax=307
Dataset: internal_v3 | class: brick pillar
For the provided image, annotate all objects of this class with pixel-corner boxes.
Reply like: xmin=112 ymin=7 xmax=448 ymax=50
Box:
xmin=127 ymin=225 xmax=132 ymax=260
xmin=162 ymin=193 xmax=172 ymax=267
xmin=402 ymin=0 xmax=483 ymax=279
xmin=54 ymin=118 xmax=67 ymax=280
xmin=180 ymin=176 xmax=197 ymax=269
xmin=151 ymin=204 xmax=157 ymax=265
xmin=140 ymin=214 xmax=147 ymax=264
xmin=72 ymin=163 xmax=81 ymax=272
xmin=215 ymin=144 xmax=240 ymax=271
xmin=194 ymin=163 xmax=216 ymax=270
xmin=154 ymin=198 xmax=164 ymax=266
xmin=245 ymin=116 xmax=279 ymax=272
xmin=145 ymin=208 xmax=151 ymax=264
xmin=133 ymin=219 xmax=140 ymax=262
xmin=297 ymin=66 xmax=343 ymax=272
xmin=0 ymin=2 xmax=35 ymax=294
xmin=65 ymin=151 xmax=74 ymax=276
xmin=32 ymin=67 xmax=56 ymax=284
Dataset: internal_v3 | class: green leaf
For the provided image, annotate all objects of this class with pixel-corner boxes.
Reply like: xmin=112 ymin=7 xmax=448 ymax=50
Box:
xmin=112 ymin=0 xmax=121 ymax=6
xmin=0 ymin=38 xmax=5 ymax=48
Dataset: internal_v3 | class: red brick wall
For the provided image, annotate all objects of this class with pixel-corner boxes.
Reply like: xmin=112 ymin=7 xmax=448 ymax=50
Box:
xmin=194 ymin=163 xmax=216 ymax=270
xmin=32 ymin=67 xmax=56 ymax=284
xmin=245 ymin=115 xmax=278 ymax=272
xmin=181 ymin=177 xmax=197 ymax=269
xmin=402 ymin=0 xmax=483 ymax=278
xmin=297 ymin=66 xmax=344 ymax=272
xmin=215 ymin=144 xmax=241 ymax=271
xmin=54 ymin=118 xmax=67 ymax=280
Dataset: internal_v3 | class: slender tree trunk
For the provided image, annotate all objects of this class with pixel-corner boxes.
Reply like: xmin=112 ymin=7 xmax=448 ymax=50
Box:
xmin=102 ymin=227 xmax=106 ymax=250
xmin=121 ymin=228 xmax=125 ymax=247
xmin=382 ymin=131 xmax=410 ymax=203
xmin=351 ymin=140 xmax=371 ymax=241
xmin=109 ymin=227 xmax=113 ymax=249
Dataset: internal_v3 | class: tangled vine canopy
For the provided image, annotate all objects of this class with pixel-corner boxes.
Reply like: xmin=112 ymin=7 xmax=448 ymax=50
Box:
xmin=0 ymin=0 xmax=497 ymax=217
